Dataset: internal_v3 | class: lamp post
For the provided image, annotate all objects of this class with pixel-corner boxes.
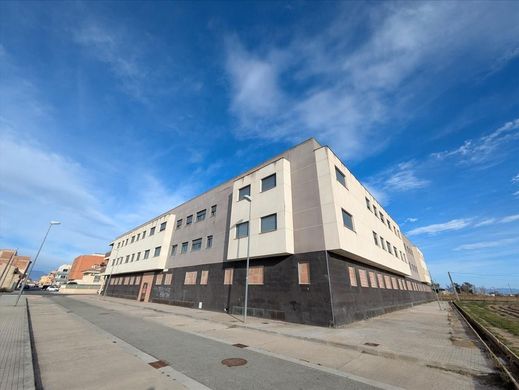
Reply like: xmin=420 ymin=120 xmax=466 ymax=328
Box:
xmin=243 ymin=195 xmax=252 ymax=324
xmin=16 ymin=221 xmax=61 ymax=306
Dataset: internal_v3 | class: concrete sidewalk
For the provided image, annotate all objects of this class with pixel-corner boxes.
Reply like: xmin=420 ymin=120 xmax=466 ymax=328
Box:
xmin=71 ymin=295 xmax=500 ymax=389
xmin=0 ymin=294 xmax=35 ymax=390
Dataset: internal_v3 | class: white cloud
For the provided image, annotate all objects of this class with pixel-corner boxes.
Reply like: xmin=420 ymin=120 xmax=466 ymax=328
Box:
xmin=407 ymin=219 xmax=472 ymax=236
xmin=405 ymin=217 xmax=418 ymax=223
xmin=514 ymin=190 xmax=519 ymax=198
xmin=455 ymin=238 xmax=518 ymax=251
xmin=501 ymin=214 xmax=519 ymax=223
xmin=513 ymin=173 xmax=519 ymax=184
xmin=474 ymin=218 xmax=497 ymax=227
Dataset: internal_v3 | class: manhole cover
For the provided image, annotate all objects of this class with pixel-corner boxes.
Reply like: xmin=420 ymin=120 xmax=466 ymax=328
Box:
xmin=149 ymin=360 xmax=169 ymax=369
xmin=232 ymin=343 xmax=248 ymax=348
xmin=364 ymin=342 xmax=380 ymax=347
xmin=221 ymin=358 xmax=247 ymax=367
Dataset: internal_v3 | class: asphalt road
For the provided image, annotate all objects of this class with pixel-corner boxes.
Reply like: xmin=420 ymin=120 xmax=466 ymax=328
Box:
xmin=49 ymin=295 xmax=378 ymax=390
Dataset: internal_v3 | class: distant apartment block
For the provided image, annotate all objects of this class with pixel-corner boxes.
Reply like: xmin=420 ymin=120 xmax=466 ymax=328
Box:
xmin=69 ymin=254 xmax=106 ymax=281
xmin=105 ymin=139 xmax=433 ymax=326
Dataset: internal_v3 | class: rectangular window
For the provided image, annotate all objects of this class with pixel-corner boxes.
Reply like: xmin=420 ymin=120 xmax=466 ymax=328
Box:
xmin=154 ymin=246 xmax=161 ymax=257
xmin=117 ymin=242 xmax=120 ymax=249
xmin=261 ymin=173 xmax=276 ymax=192
xmin=373 ymin=205 xmax=378 ymax=218
xmin=136 ymin=252 xmax=141 ymax=261
xmin=372 ymin=231 xmax=379 ymax=246
xmin=393 ymin=246 xmax=398 ymax=258
xmin=136 ymin=233 xmax=140 ymax=241
xmin=207 ymin=235 xmax=213 ymax=248
xmin=359 ymin=269 xmax=369 ymax=287
xmin=164 ymin=274 xmax=172 ymax=285
xmin=131 ymin=235 xmax=135 ymax=243
xmin=171 ymin=245 xmax=177 ymax=256
xmin=184 ymin=271 xmax=197 ymax=285
xmin=181 ymin=242 xmax=188 ymax=254
xmin=386 ymin=242 xmax=392 ymax=254
xmin=335 ymin=167 xmax=346 ymax=187
xmin=125 ymin=239 xmax=128 ymax=245
xmin=150 ymin=227 xmax=156 ymax=236
xmin=387 ymin=220 xmax=391 ymax=230
xmin=348 ymin=267 xmax=358 ymax=287
xmin=192 ymin=238 xmax=202 ymax=251
xmin=365 ymin=197 xmax=371 ymax=211
xmin=160 ymin=222 xmax=167 ymax=231
xmin=248 ymin=266 xmax=264 ymax=285
xmin=200 ymin=270 xmax=209 ymax=285
xmin=298 ymin=262 xmax=310 ymax=285
xmin=391 ymin=277 xmax=398 ymax=290
xmin=125 ymin=255 xmax=130 ymax=263
xmin=384 ymin=275 xmax=392 ymax=289
xmin=186 ymin=215 xmax=193 ymax=225
xmin=380 ymin=237 xmax=386 ymax=250
xmin=176 ymin=219 xmax=182 ymax=229
xmin=379 ymin=213 xmax=385 ymax=224
xmin=238 ymin=185 xmax=250 ymax=201
xmin=131 ymin=253 xmax=135 ymax=262
xmin=369 ymin=271 xmax=378 ymax=288
xmin=342 ymin=209 xmax=354 ymax=231
xmin=157 ymin=274 xmax=164 ymax=285
xmin=144 ymin=250 xmax=150 ymax=259
xmin=261 ymin=213 xmax=277 ymax=233
xmin=196 ymin=209 xmax=206 ymax=222
xmin=211 ymin=205 xmax=217 ymax=217
xmin=142 ymin=230 xmax=146 ymax=239
xmin=377 ymin=274 xmax=385 ymax=288
xmin=236 ymin=221 xmax=249 ymax=238
xmin=224 ymin=268 xmax=234 ymax=285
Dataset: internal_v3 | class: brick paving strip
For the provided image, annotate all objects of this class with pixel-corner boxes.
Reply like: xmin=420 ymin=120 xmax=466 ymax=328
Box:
xmin=0 ymin=295 xmax=35 ymax=390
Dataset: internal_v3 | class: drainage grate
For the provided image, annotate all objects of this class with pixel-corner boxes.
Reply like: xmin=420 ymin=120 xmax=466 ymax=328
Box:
xmin=149 ymin=360 xmax=169 ymax=369
xmin=364 ymin=342 xmax=380 ymax=347
xmin=232 ymin=343 xmax=248 ymax=349
xmin=221 ymin=358 xmax=247 ymax=367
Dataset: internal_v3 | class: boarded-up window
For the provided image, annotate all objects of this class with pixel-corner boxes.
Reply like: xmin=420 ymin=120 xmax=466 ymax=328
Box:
xmin=124 ymin=277 xmax=129 ymax=285
xmin=384 ymin=275 xmax=391 ymax=289
xmin=359 ymin=269 xmax=369 ymax=287
xmin=164 ymin=274 xmax=172 ymax=285
xmin=130 ymin=276 xmax=135 ymax=285
xmin=391 ymin=277 xmax=398 ymax=289
xmin=135 ymin=276 xmax=141 ymax=285
xmin=348 ymin=267 xmax=358 ymax=287
xmin=298 ymin=262 xmax=310 ymax=285
xmin=248 ymin=266 xmax=264 ymax=285
xmin=157 ymin=274 xmax=165 ymax=285
xmin=369 ymin=272 xmax=378 ymax=288
xmin=200 ymin=270 xmax=209 ymax=285
xmin=184 ymin=271 xmax=197 ymax=285
xmin=224 ymin=268 xmax=234 ymax=285
xmin=406 ymin=280 xmax=412 ymax=290
xmin=377 ymin=274 xmax=385 ymax=289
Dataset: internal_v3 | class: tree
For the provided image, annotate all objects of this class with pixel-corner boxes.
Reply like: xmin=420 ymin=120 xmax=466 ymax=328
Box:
xmin=460 ymin=282 xmax=475 ymax=294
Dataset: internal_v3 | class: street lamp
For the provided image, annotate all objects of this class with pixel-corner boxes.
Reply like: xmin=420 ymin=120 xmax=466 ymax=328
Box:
xmin=243 ymin=195 xmax=252 ymax=324
xmin=16 ymin=221 xmax=61 ymax=306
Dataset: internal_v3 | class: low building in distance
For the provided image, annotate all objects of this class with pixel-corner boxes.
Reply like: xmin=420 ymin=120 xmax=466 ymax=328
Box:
xmin=53 ymin=264 xmax=71 ymax=287
xmin=104 ymin=138 xmax=434 ymax=326
xmin=69 ymin=254 xmax=106 ymax=281
xmin=0 ymin=249 xmax=31 ymax=291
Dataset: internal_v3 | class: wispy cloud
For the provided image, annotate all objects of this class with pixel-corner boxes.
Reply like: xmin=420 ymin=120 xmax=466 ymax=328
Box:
xmin=474 ymin=218 xmax=497 ymax=227
xmin=455 ymin=238 xmax=518 ymax=251
xmin=404 ymin=217 xmax=418 ymax=224
xmin=501 ymin=214 xmax=519 ymax=223
xmin=407 ymin=219 xmax=472 ymax=236
xmin=512 ymin=173 xmax=519 ymax=184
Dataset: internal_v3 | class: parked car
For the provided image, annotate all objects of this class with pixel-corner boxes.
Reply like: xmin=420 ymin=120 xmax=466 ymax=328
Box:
xmin=47 ymin=286 xmax=59 ymax=292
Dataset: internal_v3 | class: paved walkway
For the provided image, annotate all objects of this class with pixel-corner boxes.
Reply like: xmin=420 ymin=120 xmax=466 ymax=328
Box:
xmin=0 ymin=295 xmax=35 ymax=390
xmin=63 ymin=295 xmax=500 ymax=389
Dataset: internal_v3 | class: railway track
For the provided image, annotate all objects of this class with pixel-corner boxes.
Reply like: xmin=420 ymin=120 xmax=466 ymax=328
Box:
xmin=452 ymin=301 xmax=519 ymax=389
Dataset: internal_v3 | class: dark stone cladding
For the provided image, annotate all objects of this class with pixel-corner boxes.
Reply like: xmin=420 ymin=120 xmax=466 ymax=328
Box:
xmin=105 ymin=250 xmax=434 ymax=327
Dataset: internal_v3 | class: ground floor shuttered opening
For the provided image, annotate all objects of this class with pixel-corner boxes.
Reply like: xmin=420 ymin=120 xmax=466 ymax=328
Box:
xmin=105 ymin=251 xmax=434 ymax=327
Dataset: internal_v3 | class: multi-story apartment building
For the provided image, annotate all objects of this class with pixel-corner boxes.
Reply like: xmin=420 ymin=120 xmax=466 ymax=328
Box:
xmin=105 ymin=139 xmax=433 ymax=326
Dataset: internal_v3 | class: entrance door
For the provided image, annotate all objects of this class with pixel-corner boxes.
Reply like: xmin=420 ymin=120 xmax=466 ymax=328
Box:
xmin=139 ymin=283 xmax=148 ymax=302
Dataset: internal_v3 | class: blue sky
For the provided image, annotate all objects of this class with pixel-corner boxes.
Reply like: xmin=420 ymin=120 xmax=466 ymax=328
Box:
xmin=0 ymin=1 xmax=518 ymax=289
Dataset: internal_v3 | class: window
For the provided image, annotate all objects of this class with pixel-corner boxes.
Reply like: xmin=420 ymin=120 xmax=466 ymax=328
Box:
xmin=387 ymin=242 xmax=392 ymax=254
xmin=393 ymin=246 xmax=398 ymax=258
xmin=261 ymin=174 xmax=276 ymax=192
xmin=171 ymin=245 xmax=177 ymax=256
xmin=359 ymin=269 xmax=369 ymax=287
xmin=373 ymin=231 xmax=379 ymax=246
xmin=207 ymin=235 xmax=213 ymax=248
xmin=211 ymin=205 xmax=217 ymax=217
xmin=224 ymin=268 xmax=234 ymax=285
xmin=144 ymin=250 xmax=150 ymax=259
xmin=369 ymin=272 xmax=378 ymax=288
xmin=156 ymin=274 xmax=164 ymax=285
xmin=117 ymin=242 xmax=120 ymax=249
xmin=131 ymin=235 xmax=135 ymax=243
xmin=125 ymin=239 xmax=128 ymax=245
xmin=373 ymin=205 xmax=378 ymax=218
xmin=164 ymin=274 xmax=172 ymax=285
xmin=186 ymin=215 xmax=193 ymax=225
xmin=298 ymin=262 xmax=310 ymax=285
xmin=192 ymin=238 xmax=202 ymax=251
xmin=238 ymin=185 xmax=250 ymax=201
xmin=136 ymin=233 xmax=140 ymax=241
xmin=131 ymin=253 xmax=135 ymax=262
xmin=154 ymin=246 xmax=161 ymax=257
xmin=377 ymin=274 xmax=385 ymax=288
xmin=181 ymin=242 xmax=188 ymax=254
xmin=387 ymin=220 xmax=391 ymax=230
xmin=261 ymin=213 xmax=277 ymax=233
xmin=160 ymin=222 xmax=167 ymax=231
xmin=248 ymin=266 xmax=264 ymax=285
xmin=335 ymin=167 xmax=346 ymax=187
xmin=379 ymin=213 xmax=385 ymax=224
xmin=342 ymin=209 xmax=354 ymax=231
xmin=348 ymin=267 xmax=358 ymax=287
xmin=384 ymin=275 xmax=392 ymax=289
xmin=136 ymin=252 xmax=141 ymax=261
xmin=200 ymin=270 xmax=209 ymax=285
xmin=150 ymin=226 xmax=156 ymax=236
xmin=142 ymin=230 xmax=146 ymax=239
xmin=196 ymin=209 xmax=206 ymax=222
xmin=176 ymin=219 xmax=182 ymax=229
xmin=236 ymin=221 xmax=249 ymax=238
xmin=184 ymin=271 xmax=197 ymax=285
xmin=125 ymin=255 xmax=130 ymax=263
xmin=365 ymin=197 xmax=371 ymax=211
xmin=380 ymin=237 xmax=386 ymax=250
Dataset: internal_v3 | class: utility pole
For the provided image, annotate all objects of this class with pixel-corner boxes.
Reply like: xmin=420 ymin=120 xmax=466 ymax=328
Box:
xmin=103 ymin=247 xmax=119 ymax=297
xmin=243 ymin=195 xmax=252 ymax=324
xmin=431 ymin=279 xmax=443 ymax=310
xmin=448 ymin=272 xmax=460 ymax=302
